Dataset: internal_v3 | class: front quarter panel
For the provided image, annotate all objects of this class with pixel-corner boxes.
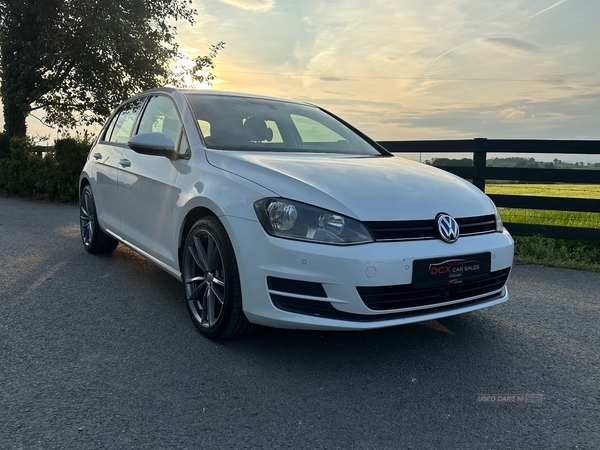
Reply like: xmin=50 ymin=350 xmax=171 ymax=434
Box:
xmin=171 ymin=143 xmax=277 ymax=272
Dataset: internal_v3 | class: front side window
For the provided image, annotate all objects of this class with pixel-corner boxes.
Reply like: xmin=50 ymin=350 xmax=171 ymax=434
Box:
xmin=137 ymin=96 xmax=184 ymax=152
xmin=185 ymin=94 xmax=383 ymax=156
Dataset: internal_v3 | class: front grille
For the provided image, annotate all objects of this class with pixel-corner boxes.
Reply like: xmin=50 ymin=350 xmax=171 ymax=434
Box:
xmin=457 ymin=215 xmax=498 ymax=235
xmin=364 ymin=215 xmax=497 ymax=242
xmin=357 ymin=268 xmax=510 ymax=311
xmin=267 ymin=277 xmax=327 ymax=297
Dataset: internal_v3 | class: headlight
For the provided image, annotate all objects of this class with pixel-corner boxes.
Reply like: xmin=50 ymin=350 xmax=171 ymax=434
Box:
xmin=254 ymin=198 xmax=373 ymax=245
xmin=492 ymin=201 xmax=503 ymax=232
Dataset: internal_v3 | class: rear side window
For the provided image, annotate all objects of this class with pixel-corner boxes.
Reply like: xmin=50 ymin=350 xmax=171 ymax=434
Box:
xmin=197 ymin=119 xmax=211 ymax=137
xmin=103 ymin=98 xmax=145 ymax=143
xmin=264 ymin=120 xmax=283 ymax=143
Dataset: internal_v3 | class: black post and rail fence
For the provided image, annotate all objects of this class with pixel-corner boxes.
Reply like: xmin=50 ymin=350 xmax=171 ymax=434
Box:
xmin=29 ymin=140 xmax=600 ymax=241
xmin=378 ymin=139 xmax=600 ymax=242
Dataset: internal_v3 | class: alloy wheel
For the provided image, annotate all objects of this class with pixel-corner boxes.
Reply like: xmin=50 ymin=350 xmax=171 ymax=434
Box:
xmin=184 ymin=229 xmax=226 ymax=328
xmin=80 ymin=188 xmax=95 ymax=248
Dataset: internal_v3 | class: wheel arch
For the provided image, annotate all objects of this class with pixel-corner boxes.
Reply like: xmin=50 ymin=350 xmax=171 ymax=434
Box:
xmin=178 ymin=207 xmax=219 ymax=270
xmin=79 ymin=176 xmax=91 ymax=195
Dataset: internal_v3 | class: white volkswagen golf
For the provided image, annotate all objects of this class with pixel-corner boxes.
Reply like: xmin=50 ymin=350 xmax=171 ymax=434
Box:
xmin=79 ymin=88 xmax=514 ymax=339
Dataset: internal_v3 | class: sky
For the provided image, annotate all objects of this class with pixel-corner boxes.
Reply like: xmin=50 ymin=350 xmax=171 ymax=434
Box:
xmin=11 ymin=0 xmax=600 ymax=161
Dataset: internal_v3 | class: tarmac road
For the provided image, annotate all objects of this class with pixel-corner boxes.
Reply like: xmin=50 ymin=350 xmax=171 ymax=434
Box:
xmin=1 ymin=196 xmax=599 ymax=450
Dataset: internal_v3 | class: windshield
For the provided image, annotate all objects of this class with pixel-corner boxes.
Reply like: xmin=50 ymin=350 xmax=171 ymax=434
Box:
xmin=185 ymin=94 xmax=384 ymax=156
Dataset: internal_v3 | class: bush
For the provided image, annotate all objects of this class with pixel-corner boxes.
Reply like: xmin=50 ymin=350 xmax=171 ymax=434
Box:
xmin=54 ymin=137 xmax=90 ymax=177
xmin=0 ymin=135 xmax=91 ymax=202
xmin=0 ymin=132 xmax=10 ymax=159
xmin=44 ymin=137 xmax=91 ymax=201
xmin=0 ymin=136 xmax=37 ymax=195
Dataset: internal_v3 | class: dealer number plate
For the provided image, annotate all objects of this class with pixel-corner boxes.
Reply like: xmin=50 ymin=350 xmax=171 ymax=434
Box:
xmin=412 ymin=253 xmax=491 ymax=289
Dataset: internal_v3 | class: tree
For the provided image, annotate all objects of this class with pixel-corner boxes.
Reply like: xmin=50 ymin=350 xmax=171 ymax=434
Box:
xmin=0 ymin=0 xmax=223 ymax=137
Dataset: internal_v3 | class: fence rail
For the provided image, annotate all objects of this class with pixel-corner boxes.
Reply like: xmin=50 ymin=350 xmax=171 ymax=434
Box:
xmin=30 ymin=146 xmax=48 ymax=157
xmin=378 ymin=138 xmax=600 ymax=242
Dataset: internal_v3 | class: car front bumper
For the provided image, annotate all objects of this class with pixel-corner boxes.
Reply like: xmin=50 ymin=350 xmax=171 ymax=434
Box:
xmin=226 ymin=216 xmax=514 ymax=330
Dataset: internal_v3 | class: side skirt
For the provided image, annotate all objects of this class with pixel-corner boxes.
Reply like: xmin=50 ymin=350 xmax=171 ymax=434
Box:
xmin=105 ymin=228 xmax=183 ymax=282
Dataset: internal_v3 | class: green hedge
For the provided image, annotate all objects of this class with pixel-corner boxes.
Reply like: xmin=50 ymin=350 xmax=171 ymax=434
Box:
xmin=0 ymin=133 xmax=90 ymax=202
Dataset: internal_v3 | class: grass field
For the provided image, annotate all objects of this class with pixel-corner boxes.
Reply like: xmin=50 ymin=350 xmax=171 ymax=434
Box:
xmin=486 ymin=183 xmax=600 ymax=199
xmin=486 ymin=184 xmax=600 ymax=229
xmin=484 ymin=183 xmax=600 ymax=272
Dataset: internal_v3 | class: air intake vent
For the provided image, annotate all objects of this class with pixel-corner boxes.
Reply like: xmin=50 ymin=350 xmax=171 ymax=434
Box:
xmin=271 ymin=294 xmax=337 ymax=317
xmin=267 ymin=277 xmax=327 ymax=298
xmin=357 ymin=268 xmax=510 ymax=311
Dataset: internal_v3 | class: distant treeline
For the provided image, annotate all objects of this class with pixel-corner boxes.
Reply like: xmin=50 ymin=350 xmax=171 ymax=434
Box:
xmin=425 ymin=157 xmax=600 ymax=169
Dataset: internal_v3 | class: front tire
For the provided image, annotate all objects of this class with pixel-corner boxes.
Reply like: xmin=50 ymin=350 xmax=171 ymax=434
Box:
xmin=79 ymin=185 xmax=118 ymax=254
xmin=182 ymin=217 xmax=253 ymax=339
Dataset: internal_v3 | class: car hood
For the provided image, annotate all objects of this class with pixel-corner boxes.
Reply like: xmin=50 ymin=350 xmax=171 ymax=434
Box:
xmin=206 ymin=151 xmax=495 ymax=221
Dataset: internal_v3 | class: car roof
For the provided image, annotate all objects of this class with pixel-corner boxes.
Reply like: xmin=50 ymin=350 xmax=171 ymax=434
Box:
xmin=139 ymin=87 xmax=317 ymax=108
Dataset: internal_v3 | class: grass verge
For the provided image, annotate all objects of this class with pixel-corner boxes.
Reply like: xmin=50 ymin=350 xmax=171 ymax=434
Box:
xmin=513 ymin=236 xmax=600 ymax=272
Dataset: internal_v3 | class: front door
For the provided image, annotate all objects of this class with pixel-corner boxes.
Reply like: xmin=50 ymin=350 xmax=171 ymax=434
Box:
xmin=117 ymin=95 xmax=187 ymax=268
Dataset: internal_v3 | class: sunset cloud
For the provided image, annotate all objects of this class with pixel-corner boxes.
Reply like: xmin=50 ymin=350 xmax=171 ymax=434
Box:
xmin=217 ymin=0 xmax=275 ymax=12
xmin=484 ymin=37 xmax=541 ymax=54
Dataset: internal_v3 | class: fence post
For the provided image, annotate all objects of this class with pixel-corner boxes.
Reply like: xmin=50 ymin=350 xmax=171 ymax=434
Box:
xmin=473 ymin=138 xmax=487 ymax=192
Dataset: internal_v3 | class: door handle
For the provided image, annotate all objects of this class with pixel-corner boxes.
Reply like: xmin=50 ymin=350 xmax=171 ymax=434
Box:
xmin=93 ymin=152 xmax=102 ymax=160
xmin=119 ymin=159 xmax=131 ymax=167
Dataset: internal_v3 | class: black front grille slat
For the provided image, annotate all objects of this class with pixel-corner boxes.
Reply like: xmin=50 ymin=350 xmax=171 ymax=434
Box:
xmin=456 ymin=216 xmax=497 ymax=236
xmin=364 ymin=214 xmax=497 ymax=241
xmin=366 ymin=220 xmax=436 ymax=241
xmin=267 ymin=277 xmax=327 ymax=298
xmin=358 ymin=268 xmax=510 ymax=311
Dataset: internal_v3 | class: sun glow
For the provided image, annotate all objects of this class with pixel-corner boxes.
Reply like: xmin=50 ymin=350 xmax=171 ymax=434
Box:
xmin=171 ymin=56 xmax=223 ymax=89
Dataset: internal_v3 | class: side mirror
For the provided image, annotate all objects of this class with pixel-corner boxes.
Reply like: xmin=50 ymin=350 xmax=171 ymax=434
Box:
xmin=127 ymin=132 xmax=179 ymax=160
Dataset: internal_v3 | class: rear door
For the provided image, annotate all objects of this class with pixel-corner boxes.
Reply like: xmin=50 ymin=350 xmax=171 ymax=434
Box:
xmin=93 ymin=98 xmax=145 ymax=233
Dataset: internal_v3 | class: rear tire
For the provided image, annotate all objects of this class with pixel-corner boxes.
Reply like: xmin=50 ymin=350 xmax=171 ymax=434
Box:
xmin=79 ymin=185 xmax=119 ymax=254
xmin=182 ymin=217 xmax=254 ymax=339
